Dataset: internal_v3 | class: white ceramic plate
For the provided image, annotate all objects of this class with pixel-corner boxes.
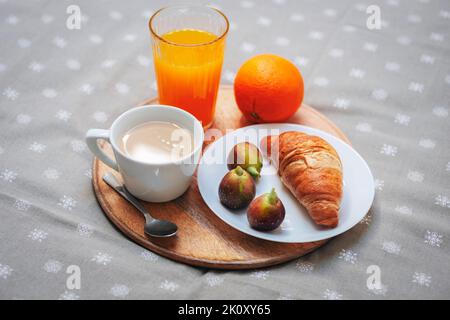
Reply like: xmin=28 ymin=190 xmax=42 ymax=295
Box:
xmin=197 ymin=123 xmax=374 ymax=243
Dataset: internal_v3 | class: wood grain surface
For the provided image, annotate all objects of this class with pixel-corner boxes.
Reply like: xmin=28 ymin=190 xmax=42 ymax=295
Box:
xmin=92 ymin=85 xmax=351 ymax=270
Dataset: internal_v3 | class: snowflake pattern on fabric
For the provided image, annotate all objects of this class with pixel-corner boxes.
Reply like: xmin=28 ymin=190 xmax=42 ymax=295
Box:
xmin=338 ymin=249 xmax=357 ymax=264
xmin=0 ymin=263 xmax=13 ymax=279
xmin=412 ymin=272 xmax=431 ymax=287
xmin=43 ymin=260 xmax=63 ymax=273
xmin=205 ymin=274 xmax=224 ymax=287
xmin=77 ymin=223 xmax=94 ymax=237
xmin=323 ymin=289 xmax=343 ymax=300
xmin=159 ymin=280 xmax=179 ymax=292
xmin=0 ymin=169 xmax=18 ymax=182
xmin=140 ymin=250 xmax=158 ymax=262
xmin=58 ymin=195 xmax=76 ymax=210
xmin=14 ymin=199 xmax=31 ymax=211
xmin=28 ymin=228 xmax=48 ymax=242
xmin=424 ymin=231 xmax=443 ymax=247
xmin=250 ymin=270 xmax=270 ymax=280
xmin=295 ymin=262 xmax=314 ymax=273
xmin=382 ymin=241 xmax=401 ymax=255
xmin=59 ymin=290 xmax=79 ymax=300
xmin=109 ymin=284 xmax=130 ymax=298
xmin=43 ymin=168 xmax=60 ymax=180
xmin=435 ymin=195 xmax=450 ymax=208
xmin=91 ymin=252 xmax=112 ymax=265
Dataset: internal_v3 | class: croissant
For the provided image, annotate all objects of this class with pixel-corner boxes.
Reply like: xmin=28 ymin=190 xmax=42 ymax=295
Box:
xmin=262 ymin=131 xmax=343 ymax=228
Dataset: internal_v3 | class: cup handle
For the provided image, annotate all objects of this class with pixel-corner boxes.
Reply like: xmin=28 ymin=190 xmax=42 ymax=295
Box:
xmin=86 ymin=129 xmax=119 ymax=171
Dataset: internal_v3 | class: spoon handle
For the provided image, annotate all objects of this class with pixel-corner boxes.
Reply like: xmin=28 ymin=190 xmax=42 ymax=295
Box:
xmin=102 ymin=173 xmax=154 ymax=223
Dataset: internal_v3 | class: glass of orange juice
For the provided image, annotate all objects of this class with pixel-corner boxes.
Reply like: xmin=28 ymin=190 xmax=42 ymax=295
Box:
xmin=149 ymin=5 xmax=229 ymax=128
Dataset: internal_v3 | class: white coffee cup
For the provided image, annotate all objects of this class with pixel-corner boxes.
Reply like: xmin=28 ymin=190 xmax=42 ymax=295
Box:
xmin=86 ymin=105 xmax=204 ymax=202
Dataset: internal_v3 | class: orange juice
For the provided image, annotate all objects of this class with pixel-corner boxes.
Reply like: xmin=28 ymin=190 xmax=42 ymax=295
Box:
xmin=152 ymin=29 xmax=226 ymax=128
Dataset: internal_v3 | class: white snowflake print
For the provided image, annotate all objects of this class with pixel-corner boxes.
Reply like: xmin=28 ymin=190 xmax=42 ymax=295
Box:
xmin=2 ymin=87 xmax=19 ymax=101
xmin=59 ymin=290 xmax=79 ymax=300
xmin=380 ymin=144 xmax=397 ymax=156
xmin=77 ymin=223 xmax=93 ymax=237
xmin=101 ymin=59 xmax=117 ymax=69
xmin=363 ymin=42 xmax=377 ymax=52
xmin=257 ymin=16 xmax=272 ymax=26
xmin=412 ymin=272 xmax=431 ymax=287
xmin=349 ymin=68 xmax=365 ymax=79
xmin=92 ymin=252 xmax=113 ymax=265
xmin=14 ymin=199 xmax=31 ymax=211
xmin=308 ymin=30 xmax=324 ymax=40
xmin=329 ymin=48 xmax=344 ymax=58
xmin=333 ymin=98 xmax=350 ymax=110
xmin=53 ymin=37 xmax=67 ymax=48
xmin=385 ymin=61 xmax=400 ymax=72
xmin=17 ymin=38 xmax=31 ymax=48
xmin=140 ymin=250 xmax=158 ymax=262
xmin=420 ymin=54 xmax=435 ymax=64
xmin=92 ymin=111 xmax=108 ymax=123
xmin=29 ymin=142 xmax=46 ymax=153
xmin=251 ymin=270 xmax=270 ymax=280
xmin=42 ymin=88 xmax=58 ymax=98
xmin=137 ymin=55 xmax=151 ymax=67
xmin=360 ymin=212 xmax=372 ymax=225
xmin=223 ymin=70 xmax=236 ymax=82
xmin=368 ymin=284 xmax=388 ymax=296
xmin=313 ymin=77 xmax=329 ymax=87
xmin=28 ymin=228 xmax=48 ymax=242
xmin=0 ymin=63 xmax=5 ymax=73
xmin=430 ymin=32 xmax=443 ymax=42
xmin=397 ymin=35 xmax=411 ymax=45
xmin=29 ymin=61 xmax=45 ymax=72
xmin=371 ymin=89 xmax=388 ymax=101
xmin=290 ymin=13 xmax=304 ymax=22
xmin=71 ymin=139 xmax=86 ymax=153
xmin=58 ymin=195 xmax=77 ymax=211
xmin=446 ymin=161 xmax=450 ymax=172
xmin=424 ymin=231 xmax=443 ymax=247
xmin=80 ymin=83 xmax=94 ymax=95
xmin=374 ymin=179 xmax=384 ymax=191
xmin=294 ymin=56 xmax=309 ymax=67
xmin=432 ymin=106 xmax=448 ymax=118
xmin=275 ymin=36 xmax=290 ymax=46
xmin=240 ymin=42 xmax=255 ymax=53
xmin=41 ymin=14 xmax=54 ymax=24
xmin=89 ymin=34 xmax=103 ymax=44
xmin=43 ymin=168 xmax=60 ymax=180
xmin=55 ymin=110 xmax=72 ymax=122
xmin=407 ymin=170 xmax=424 ymax=183
xmin=66 ymin=59 xmax=81 ymax=70
xmin=109 ymin=284 xmax=130 ymax=298
xmin=323 ymin=289 xmax=343 ymax=300
xmin=109 ymin=11 xmax=123 ymax=20
xmin=277 ymin=293 xmax=294 ymax=300
xmin=295 ymin=261 xmax=314 ymax=273
xmin=338 ymin=249 xmax=357 ymax=264
xmin=395 ymin=205 xmax=412 ymax=215
xmin=0 ymin=169 xmax=18 ymax=182
xmin=115 ymin=82 xmax=130 ymax=94
xmin=382 ymin=241 xmax=401 ymax=255
xmin=408 ymin=82 xmax=424 ymax=93
xmin=5 ymin=15 xmax=19 ymax=25
xmin=435 ymin=195 xmax=450 ymax=208
xmin=394 ymin=113 xmax=410 ymax=126
xmin=205 ymin=274 xmax=224 ymax=287
xmin=16 ymin=113 xmax=31 ymax=124
xmin=240 ymin=1 xmax=255 ymax=9
xmin=418 ymin=139 xmax=435 ymax=149
xmin=43 ymin=260 xmax=63 ymax=273
xmin=355 ymin=122 xmax=372 ymax=133
xmin=84 ymin=168 xmax=92 ymax=179
xmin=440 ymin=10 xmax=450 ymax=19
xmin=159 ymin=280 xmax=179 ymax=292
xmin=0 ymin=264 xmax=13 ymax=279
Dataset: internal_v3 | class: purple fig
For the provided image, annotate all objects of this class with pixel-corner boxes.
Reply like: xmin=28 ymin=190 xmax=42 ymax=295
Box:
xmin=219 ymin=166 xmax=256 ymax=209
xmin=247 ymin=188 xmax=285 ymax=231
xmin=227 ymin=142 xmax=263 ymax=178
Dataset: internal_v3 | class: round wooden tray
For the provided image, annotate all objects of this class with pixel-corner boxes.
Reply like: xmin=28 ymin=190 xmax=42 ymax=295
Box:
xmin=92 ymin=85 xmax=351 ymax=270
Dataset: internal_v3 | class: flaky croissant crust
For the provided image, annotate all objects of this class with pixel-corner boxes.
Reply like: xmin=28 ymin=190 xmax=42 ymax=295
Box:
xmin=271 ymin=131 xmax=343 ymax=228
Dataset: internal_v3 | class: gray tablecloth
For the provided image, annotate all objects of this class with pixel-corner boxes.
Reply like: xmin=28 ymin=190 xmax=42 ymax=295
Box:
xmin=1 ymin=0 xmax=449 ymax=300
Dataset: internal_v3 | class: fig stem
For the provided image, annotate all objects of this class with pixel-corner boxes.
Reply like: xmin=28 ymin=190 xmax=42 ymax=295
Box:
xmin=267 ymin=188 xmax=278 ymax=205
xmin=246 ymin=166 xmax=260 ymax=178
xmin=234 ymin=166 xmax=244 ymax=176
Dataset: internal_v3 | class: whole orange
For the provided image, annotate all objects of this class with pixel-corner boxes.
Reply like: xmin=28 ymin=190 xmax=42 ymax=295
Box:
xmin=234 ymin=54 xmax=304 ymax=123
